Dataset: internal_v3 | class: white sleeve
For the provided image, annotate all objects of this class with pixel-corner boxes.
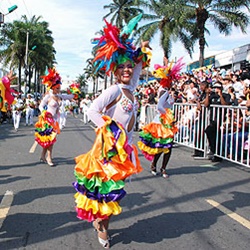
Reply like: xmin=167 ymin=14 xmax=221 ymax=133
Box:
xmin=130 ymin=61 xmax=142 ymax=91
xmin=87 ymin=85 xmax=121 ymax=127
xmin=157 ymin=91 xmax=169 ymax=114
xmin=39 ymin=94 xmax=50 ymax=112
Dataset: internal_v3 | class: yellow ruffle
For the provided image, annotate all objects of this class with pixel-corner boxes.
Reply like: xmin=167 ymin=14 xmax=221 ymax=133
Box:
xmin=101 ymin=117 xmax=128 ymax=163
xmin=34 ymin=132 xmax=57 ymax=142
xmin=74 ymin=192 xmax=122 ymax=216
xmin=138 ymin=141 xmax=170 ymax=155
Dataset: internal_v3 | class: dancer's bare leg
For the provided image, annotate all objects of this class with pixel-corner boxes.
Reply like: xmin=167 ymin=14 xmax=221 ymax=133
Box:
xmin=46 ymin=145 xmax=54 ymax=165
xmin=40 ymin=148 xmax=47 ymax=161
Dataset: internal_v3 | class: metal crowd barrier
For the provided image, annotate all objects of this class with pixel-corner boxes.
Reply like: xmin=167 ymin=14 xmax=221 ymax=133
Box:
xmin=140 ymin=103 xmax=250 ymax=168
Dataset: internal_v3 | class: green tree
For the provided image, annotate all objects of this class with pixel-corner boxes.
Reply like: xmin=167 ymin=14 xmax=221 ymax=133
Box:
xmin=184 ymin=0 xmax=250 ymax=67
xmin=133 ymin=0 xmax=195 ymax=59
xmin=76 ymin=74 xmax=88 ymax=93
xmin=103 ymin=0 xmax=143 ymax=28
xmin=0 ymin=15 xmax=56 ymax=93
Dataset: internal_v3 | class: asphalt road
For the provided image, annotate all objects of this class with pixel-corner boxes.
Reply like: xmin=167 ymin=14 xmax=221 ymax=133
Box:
xmin=0 ymin=115 xmax=250 ymax=250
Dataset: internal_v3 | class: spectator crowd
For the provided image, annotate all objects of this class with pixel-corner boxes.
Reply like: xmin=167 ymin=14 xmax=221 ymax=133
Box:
xmin=1 ymin=66 xmax=250 ymax=165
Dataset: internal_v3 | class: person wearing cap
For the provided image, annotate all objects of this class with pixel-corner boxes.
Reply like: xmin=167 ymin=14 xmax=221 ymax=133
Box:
xmin=204 ymin=81 xmax=232 ymax=162
xmin=34 ymin=68 xmax=74 ymax=166
xmin=192 ymin=80 xmax=209 ymax=157
xmin=25 ymin=93 xmax=36 ymax=126
xmin=12 ymin=94 xmax=24 ymax=131
xmin=72 ymin=15 xmax=151 ymax=249
xmin=81 ymin=94 xmax=92 ymax=124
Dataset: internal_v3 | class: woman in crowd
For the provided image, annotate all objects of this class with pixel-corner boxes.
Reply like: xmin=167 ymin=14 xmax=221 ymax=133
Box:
xmin=35 ymin=68 xmax=74 ymax=166
xmin=72 ymin=15 xmax=151 ymax=249
xmin=138 ymin=57 xmax=184 ymax=178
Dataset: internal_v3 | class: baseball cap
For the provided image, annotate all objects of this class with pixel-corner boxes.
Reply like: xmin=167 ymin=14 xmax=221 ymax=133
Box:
xmin=212 ymin=82 xmax=223 ymax=88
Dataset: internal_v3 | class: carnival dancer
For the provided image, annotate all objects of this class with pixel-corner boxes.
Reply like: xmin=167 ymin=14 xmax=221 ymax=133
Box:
xmin=138 ymin=57 xmax=184 ymax=178
xmin=72 ymin=14 xmax=151 ymax=249
xmin=12 ymin=94 xmax=24 ymax=131
xmin=0 ymin=71 xmax=17 ymax=124
xmin=35 ymin=68 xmax=74 ymax=166
xmin=25 ymin=93 xmax=36 ymax=126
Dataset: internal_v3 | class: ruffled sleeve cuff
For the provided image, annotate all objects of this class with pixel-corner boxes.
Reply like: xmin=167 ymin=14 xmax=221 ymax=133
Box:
xmin=133 ymin=47 xmax=152 ymax=69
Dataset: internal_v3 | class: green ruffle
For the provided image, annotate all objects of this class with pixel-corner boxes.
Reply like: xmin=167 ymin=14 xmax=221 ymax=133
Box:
xmin=139 ymin=131 xmax=174 ymax=144
xmin=35 ymin=123 xmax=53 ymax=132
xmin=74 ymin=171 xmax=125 ymax=194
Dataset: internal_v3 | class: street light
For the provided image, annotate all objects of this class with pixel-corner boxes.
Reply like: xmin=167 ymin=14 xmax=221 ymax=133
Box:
xmin=24 ymin=31 xmax=37 ymax=96
xmin=0 ymin=5 xmax=18 ymax=26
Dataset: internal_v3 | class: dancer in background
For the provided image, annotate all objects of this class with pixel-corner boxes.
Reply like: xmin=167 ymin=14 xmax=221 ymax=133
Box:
xmin=138 ymin=57 xmax=184 ymax=178
xmin=12 ymin=94 xmax=24 ymax=131
xmin=81 ymin=94 xmax=92 ymax=124
xmin=25 ymin=93 xmax=36 ymax=126
xmin=35 ymin=68 xmax=74 ymax=166
xmin=73 ymin=14 xmax=151 ymax=249
xmin=0 ymin=71 xmax=17 ymax=124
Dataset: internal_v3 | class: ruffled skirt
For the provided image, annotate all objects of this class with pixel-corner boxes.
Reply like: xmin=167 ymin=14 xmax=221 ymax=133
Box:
xmin=73 ymin=116 xmax=143 ymax=222
xmin=34 ymin=110 xmax=60 ymax=148
xmin=138 ymin=108 xmax=177 ymax=161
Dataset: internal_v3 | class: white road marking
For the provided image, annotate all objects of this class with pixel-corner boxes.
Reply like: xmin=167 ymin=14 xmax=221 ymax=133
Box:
xmin=29 ymin=141 xmax=38 ymax=153
xmin=206 ymin=199 xmax=250 ymax=230
xmin=0 ymin=191 xmax=14 ymax=229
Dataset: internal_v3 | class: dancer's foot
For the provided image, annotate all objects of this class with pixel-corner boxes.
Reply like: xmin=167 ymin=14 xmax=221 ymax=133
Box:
xmin=160 ymin=168 xmax=169 ymax=178
xmin=150 ymin=164 xmax=157 ymax=176
xmin=46 ymin=158 xmax=55 ymax=167
xmin=93 ymin=220 xmax=110 ymax=249
xmin=40 ymin=157 xmax=47 ymax=163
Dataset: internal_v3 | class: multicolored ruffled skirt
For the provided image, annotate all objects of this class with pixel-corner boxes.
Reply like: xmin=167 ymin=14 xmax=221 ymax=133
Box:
xmin=138 ymin=108 xmax=177 ymax=161
xmin=34 ymin=110 xmax=60 ymax=148
xmin=73 ymin=116 xmax=143 ymax=222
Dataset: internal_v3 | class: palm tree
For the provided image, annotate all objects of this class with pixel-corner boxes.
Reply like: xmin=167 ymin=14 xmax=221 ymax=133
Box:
xmin=103 ymin=0 xmax=143 ymax=29
xmin=76 ymin=74 xmax=88 ymax=93
xmin=0 ymin=15 xmax=56 ymax=93
xmin=183 ymin=0 xmax=250 ymax=67
xmin=83 ymin=58 xmax=98 ymax=94
xmin=133 ymin=0 xmax=195 ymax=59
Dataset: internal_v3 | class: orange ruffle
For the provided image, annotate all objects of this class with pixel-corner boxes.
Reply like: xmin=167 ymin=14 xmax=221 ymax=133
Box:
xmin=75 ymin=119 xmax=142 ymax=182
xmin=142 ymin=123 xmax=175 ymax=139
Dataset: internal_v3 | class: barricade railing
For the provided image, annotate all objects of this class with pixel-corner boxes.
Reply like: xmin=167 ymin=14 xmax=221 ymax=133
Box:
xmin=140 ymin=103 xmax=250 ymax=168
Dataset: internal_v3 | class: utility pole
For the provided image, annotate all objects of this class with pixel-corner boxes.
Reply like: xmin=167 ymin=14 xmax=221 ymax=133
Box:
xmin=24 ymin=31 xmax=29 ymax=97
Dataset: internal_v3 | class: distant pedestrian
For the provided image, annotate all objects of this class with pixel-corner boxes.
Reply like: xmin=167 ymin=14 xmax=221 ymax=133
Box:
xmin=12 ymin=94 xmax=24 ymax=131
xmin=81 ymin=94 xmax=92 ymax=124
xmin=25 ymin=94 xmax=36 ymax=126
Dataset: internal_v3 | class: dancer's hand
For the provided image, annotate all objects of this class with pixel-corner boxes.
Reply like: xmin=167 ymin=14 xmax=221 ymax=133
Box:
xmin=7 ymin=70 xmax=17 ymax=82
xmin=141 ymin=40 xmax=152 ymax=50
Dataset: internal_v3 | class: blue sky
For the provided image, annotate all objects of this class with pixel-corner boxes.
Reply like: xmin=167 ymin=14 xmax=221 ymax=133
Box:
xmin=1 ymin=0 xmax=250 ymax=80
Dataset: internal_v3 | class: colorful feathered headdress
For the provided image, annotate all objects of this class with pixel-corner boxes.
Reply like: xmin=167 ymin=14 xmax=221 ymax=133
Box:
xmin=152 ymin=58 xmax=185 ymax=88
xmin=67 ymin=83 xmax=81 ymax=99
xmin=92 ymin=13 xmax=151 ymax=76
xmin=41 ymin=68 xmax=62 ymax=89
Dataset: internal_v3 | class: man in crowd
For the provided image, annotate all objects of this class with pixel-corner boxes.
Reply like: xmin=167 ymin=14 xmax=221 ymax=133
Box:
xmin=204 ymin=81 xmax=232 ymax=162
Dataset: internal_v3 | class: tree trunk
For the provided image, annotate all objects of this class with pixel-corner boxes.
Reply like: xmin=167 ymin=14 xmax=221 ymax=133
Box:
xmin=104 ymin=75 xmax=107 ymax=89
xmin=18 ymin=59 xmax=22 ymax=93
xmin=95 ymin=77 xmax=98 ymax=93
xmin=92 ymin=78 xmax=95 ymax=94
xmin=196 ymin=8 xmax=208 ymax=67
